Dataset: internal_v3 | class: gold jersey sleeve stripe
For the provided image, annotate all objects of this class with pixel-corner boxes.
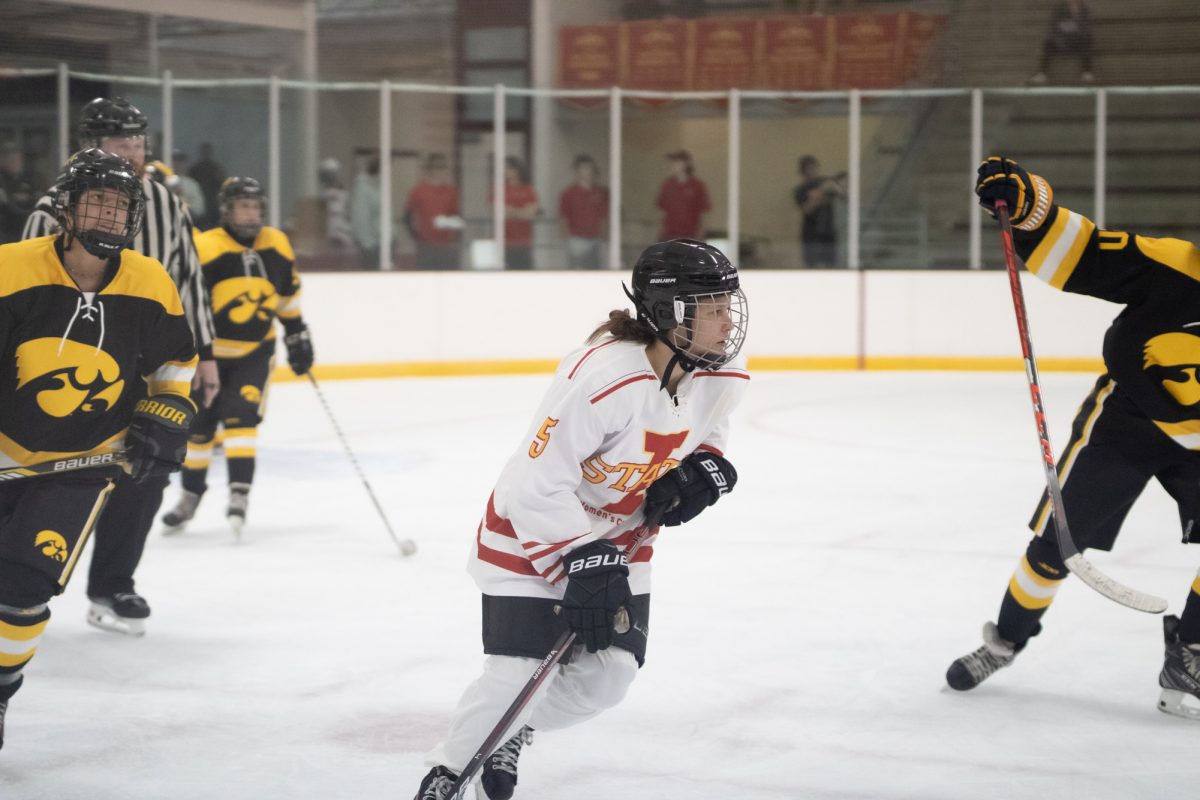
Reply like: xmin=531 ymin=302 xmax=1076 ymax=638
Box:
xmin=1024 ymin=208 xmax=1095 ymax=289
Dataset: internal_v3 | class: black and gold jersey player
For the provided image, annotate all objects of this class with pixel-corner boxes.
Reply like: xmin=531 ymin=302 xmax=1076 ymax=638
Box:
xmin=947 ymin=156 xmax=1200 ymax=721
xmin=0 ymin=148 xmax=197 ymax=748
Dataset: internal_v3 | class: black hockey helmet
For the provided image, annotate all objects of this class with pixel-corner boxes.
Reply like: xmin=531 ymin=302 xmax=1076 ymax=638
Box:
xmin=51 ymin=148 xmax=145 ymax=259
xmin=625 ymin=238 xmax=748 ymax=373
xmin=78 ymin=97 xmax=148 ymax=143
xmin=218 ymin=176 xmax=267 ymax=241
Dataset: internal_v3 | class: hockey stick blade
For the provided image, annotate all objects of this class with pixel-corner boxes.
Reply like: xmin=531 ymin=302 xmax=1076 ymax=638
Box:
xmin=995 ymin=199 xmax=1167 ymax=614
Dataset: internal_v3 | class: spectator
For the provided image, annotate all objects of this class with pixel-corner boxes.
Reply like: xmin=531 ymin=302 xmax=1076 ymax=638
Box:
xmin=188 ymin=142 xmax=225 ymax=228
xmin=350 ymin=156 xmax=394 ymax=269
xmin=793 ymin=155 xmax=843 ymax=268
xmin=0 ymin=142 xmax=35 ymax=244
xmin=404 ymin=153 xmax=462 ymax=270
xmin=171 ymin=149 xmax=207 ymax=222
xmin=491 ymin=156 xmax=539 ymax=270
xmin=1028 ymin=0 xmax=1094 ymax=85
xmin=657 ymin=150 xmax=710 ymax=241
xmin=318 ymin=157 xmax=356 ymax=254
xmin=558 ymin=154 xmax=609 ymax=269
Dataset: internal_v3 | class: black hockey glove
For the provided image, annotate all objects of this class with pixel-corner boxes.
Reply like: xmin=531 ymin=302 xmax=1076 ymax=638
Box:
xmin=559 ymin=540 xmax=633 ymax=653
xmin=975 ymin=156 xmax=1053 ymax=231
xmin=125 ymin=394 xmax=196 ymax=484
xmin=643 ymin=450 xmax=737 ymax=528
xmin=284 ymin=325 xmax=314 ymax=376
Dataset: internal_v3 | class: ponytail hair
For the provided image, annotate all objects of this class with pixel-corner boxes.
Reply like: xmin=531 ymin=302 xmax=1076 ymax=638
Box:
xmin=587 ymin=309 xmax=656 ymax=345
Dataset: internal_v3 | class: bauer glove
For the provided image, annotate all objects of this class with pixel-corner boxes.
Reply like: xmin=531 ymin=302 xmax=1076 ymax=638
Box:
xmin=975 ymin=156 xmax=1054 ymax=231
xmin=284 ymin=325 xmax=314 ymax=376
xmin=125 ymin=394 xmax=196 ymax=484
xmin=643 ymin=450 xmax=737 ymax=527
xmin=559 ymin=540 xmax=634 ymax=653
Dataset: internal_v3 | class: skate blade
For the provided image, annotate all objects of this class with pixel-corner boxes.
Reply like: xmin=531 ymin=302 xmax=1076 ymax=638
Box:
xmin=1157 ymin=688 xmax=1200 ymax=720
xmin=161 ymin=521 xmax=188 ymax=536
xmin=228 ymin=515 xmax=245 ymax=540
xmin=86 ymin=606 xmax=146 ymax=637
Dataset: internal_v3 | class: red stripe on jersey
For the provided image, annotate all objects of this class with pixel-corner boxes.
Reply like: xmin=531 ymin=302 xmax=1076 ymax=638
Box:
xmin=568 ymin=339 xmax=619 ymax=380
xmin=523 ymin=533 xmax=586 ymax=559
xmin=696 ymin=443 xmax=724 ymax=457
xmin=590 ymin=374 xmax=655 ymax=404
xmin=476 ymin=523 xmax=540 ymax=576
xmin=485 ymin=492 xmax=517 ymax=539
xmin=630 ymin=546 xmax=654 ymax=564
xmin=694 ymin=371 xmax=749 ymax=380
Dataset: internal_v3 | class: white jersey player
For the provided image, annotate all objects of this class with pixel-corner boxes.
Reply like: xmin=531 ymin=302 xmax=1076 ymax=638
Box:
xmin=415 ymin=239 xmax=749 ymax=800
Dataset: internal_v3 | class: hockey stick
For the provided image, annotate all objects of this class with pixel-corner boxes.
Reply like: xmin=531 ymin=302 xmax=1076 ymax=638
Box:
xmin=0 ymin=452 xmax=127 ymax=482
xmin=447 ymin=526 xmax=654 ymax=800
xmin=995 ymin=199 xmax=1167 ymax=613
xmin=305 ymin=372 xmax=417 ymax=557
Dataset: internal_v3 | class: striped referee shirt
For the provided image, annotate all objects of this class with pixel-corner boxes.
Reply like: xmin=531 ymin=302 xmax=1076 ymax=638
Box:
xmin=22 ymin=177 xmax=216 ymax=360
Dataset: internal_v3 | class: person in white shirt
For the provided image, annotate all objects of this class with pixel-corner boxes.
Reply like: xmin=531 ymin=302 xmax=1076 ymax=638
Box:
xmin=414 ymin=238 xmax=750 ymax=800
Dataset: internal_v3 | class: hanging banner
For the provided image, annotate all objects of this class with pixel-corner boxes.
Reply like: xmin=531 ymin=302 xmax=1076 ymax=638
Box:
xmin=559 ymin=25 xmax=619 ymax=108
xmin=902 ymin=12 xmax=946 ymax=83
xmin=759 ymin=15 xmax=834 ymax=91
xmin=833 ymin=13 xmax=904 ymax=89
xmin=692 ymin=18 xmax=758 ymax=91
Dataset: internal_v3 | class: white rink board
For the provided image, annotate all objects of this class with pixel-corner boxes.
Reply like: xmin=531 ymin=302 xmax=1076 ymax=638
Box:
xmin=295 ymin=270 xmax=1120 ymax=365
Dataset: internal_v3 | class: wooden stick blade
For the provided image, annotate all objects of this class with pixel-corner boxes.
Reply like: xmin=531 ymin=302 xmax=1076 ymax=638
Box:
xmin=1064 ymin=553 xmax=1168 ymax=614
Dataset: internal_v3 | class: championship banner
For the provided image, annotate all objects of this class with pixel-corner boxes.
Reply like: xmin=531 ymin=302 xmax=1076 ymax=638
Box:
xmin=833 ymin=13 xmax=904 ymax=89
xmin=620 ymin=19 xmax=693 ymax=101
xmin=902 ymin=12 xmax=946 ymax=82
xmin=692 ymin=18 xmax=758 ymax=92
xmin=559 ymin=24 xmax=620 ymax=107
xmin=758 ymin=15 xmax=834 ymax=92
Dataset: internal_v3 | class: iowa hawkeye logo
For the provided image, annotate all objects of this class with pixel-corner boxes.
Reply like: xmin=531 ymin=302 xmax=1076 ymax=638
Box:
xmin=15 ymin=338 xmax=124 ymax=417
xmin=1144 ymin=332 xmax=1200 ymax=406
xmin=213 ymin=276 xmax=278 ymax=328
xmin=35 ymin=530 xmax=69 ymax=563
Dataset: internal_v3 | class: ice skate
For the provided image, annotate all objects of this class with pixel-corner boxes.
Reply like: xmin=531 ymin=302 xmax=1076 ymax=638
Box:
xmin=86 ymin=592 xmax=150 ymax=637
xmin=480 ymin=726 xmax=533 ymax=800
xmin=227 ymin=483 xmax=250 ymax=537
xmin=946 ymin=622 xmax=1017 ymax=691
xmin=414 ymin=765 xmax=459 ymax=800
xmin=0 ymin=699 xmax=7 ymax=750
xmin=161 ymin=489 xmax=202 ymax=535
xmin=1157 ymin=614 xmax=1200 ymax=720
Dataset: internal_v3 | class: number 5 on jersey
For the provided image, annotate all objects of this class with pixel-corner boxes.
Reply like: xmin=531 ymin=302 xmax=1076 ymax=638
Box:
xmin=528 ymin=417 xmax=559 ymax=458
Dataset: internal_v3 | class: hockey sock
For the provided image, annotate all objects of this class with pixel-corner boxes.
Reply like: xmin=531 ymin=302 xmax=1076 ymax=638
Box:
xmin=0 ymin=605 xmax=50 ymax=703
xmin=182 ymin=437 xmax=214 ymax=494
xmin=1177 ymin=570 xmax=1200 ymax=645
xmin=224 ymin=426 xmax=257 ymax=485
xmin=997 ymin=541 xmax=1065 ymax=646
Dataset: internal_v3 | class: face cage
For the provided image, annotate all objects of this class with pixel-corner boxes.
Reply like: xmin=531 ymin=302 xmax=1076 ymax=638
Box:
xmin=62 ymin=185 xmax=145 ymax=259
xmin=222 ymin=196 xmax=267 ymax=240
xmin=665 ymin=288 xmax=748 ymax=370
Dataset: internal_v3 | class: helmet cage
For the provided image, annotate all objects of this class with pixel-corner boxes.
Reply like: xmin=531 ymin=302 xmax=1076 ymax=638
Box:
xmin=660 ymin=288 xmax=748 ymax=370
xmin=219 ymin=177 xmax=267 ymax=241
xmin=53 ymin=149 xmax=145 ymax=259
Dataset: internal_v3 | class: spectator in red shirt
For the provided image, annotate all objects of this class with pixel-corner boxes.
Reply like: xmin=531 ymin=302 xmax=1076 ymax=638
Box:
xmin=404 ymin=153 xmax=462 ymax=270
xmin=657 ymin=150 xmax=710 ymax=241
xmin=558 ymin=154 xmax=609 ymax=270
xmin=490 ymin=156 xmax=539 ymax=270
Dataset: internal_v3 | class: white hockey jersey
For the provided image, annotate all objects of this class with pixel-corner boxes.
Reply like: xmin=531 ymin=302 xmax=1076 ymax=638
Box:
xmin=469 ymin=338 xmax=749 ymax=599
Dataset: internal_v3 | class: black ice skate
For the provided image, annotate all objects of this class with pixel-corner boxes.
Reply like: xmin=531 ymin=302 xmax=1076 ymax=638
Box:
xmin=480 ymin=726 xmax=533 ymax=800
xmin=1157 ymin=614 xmax=1200 ymax=720
xmin=414 ymin=765 xmax=458 ymax=800
xmin=946 ymin=622 xmax=1017 ymax=691
xmin=161 ymin=489 xmax=202 ymax=534
xmin=86 ymin=592 xmax=150 ymax=637
xmin=227 ymin=483 xmax=250 ymax=537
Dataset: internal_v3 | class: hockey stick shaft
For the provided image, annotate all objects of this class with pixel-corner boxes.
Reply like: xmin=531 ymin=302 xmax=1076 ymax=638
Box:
xmin=995 ymin=200 xmax=1166 ymax=613
xmin=306 ymin=373 xmax=416 ymax=557
xmin=448 ymin=525 xmax=654 ymax=799
xmin=0 ymin=452 xmax=127 ymax=482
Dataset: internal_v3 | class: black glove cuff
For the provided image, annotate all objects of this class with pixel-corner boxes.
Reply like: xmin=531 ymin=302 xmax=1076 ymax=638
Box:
xmin=132 ymin=393 xmax=196 ymax=433
xmin=282 ymin=317 xmax=307 ymax=337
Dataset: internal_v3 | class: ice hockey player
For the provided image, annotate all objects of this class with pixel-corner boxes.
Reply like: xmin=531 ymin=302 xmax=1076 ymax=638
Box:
xmin=413 ymin=239 xmax=749 ymax=799
xmin=0 ymin=148 xmax=197 ymax=747
xmin=23 ymin=96 xmax=217 ymax=636
xmin=947 ymin=156 xmax=1200 ymax=720
xmin=160 ymin=176 xmax=312 ymax=535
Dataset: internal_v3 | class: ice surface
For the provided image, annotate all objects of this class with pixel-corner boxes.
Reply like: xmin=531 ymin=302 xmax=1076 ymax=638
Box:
xmin=2 ymin=372 xmax=1198 ymax=799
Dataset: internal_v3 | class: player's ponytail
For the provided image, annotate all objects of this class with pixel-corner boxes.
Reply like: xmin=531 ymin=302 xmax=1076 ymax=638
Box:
xmin=586 ymin=309 xmax=655 ymax=345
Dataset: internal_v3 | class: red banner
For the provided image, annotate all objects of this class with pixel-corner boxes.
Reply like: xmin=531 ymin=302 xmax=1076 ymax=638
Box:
xmin=692 ymin=19 xmax=758 ymax=91
xmin=559 ymin=25 xmax=621 ymax=90
xmin=902 ymin=12 xmax=946 ymax=82
xmin=620 ymin=19 xmax=693 ymax=92
xmin=833 ymin=13 xmax=904 ymax=89
xmin=759 ymin=16 xmax=833 ymax=91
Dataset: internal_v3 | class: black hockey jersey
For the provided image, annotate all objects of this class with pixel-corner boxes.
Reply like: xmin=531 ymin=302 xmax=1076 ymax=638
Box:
xmin=193 ymin=226 xmax=302 ymax=359
xmin=1014 ymin=204 xmax=1200 ymax=448
xmin=0 ymin=236 xmax=197 ymax=469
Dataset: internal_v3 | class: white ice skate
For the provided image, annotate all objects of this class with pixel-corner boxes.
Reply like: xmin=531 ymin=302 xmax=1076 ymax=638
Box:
xmin=227 ymin=483 xmax=250 ymax=538
xmin=161 ymin=489 xmax=202 ymax=535
xmin=1158 ymin=614 xmax=1200 ymax=720
xmin=86 ymin=592 xmax=150 ymax=637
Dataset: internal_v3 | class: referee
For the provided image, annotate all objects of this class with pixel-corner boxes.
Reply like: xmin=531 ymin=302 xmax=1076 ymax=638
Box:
xmin=22 ymin=96 xmax=219 ymax=636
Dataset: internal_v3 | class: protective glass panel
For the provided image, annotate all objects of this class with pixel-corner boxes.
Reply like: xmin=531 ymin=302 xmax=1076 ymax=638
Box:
xmin=535 ymin=94 xmax=610 ymax=270
xmin=0 ymin=72 xmax=62 ymax=244
xmin=859 ymin=93 xmax=971 ymax=270
xmin=740 ymin=95 xmax=849 ymax=269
